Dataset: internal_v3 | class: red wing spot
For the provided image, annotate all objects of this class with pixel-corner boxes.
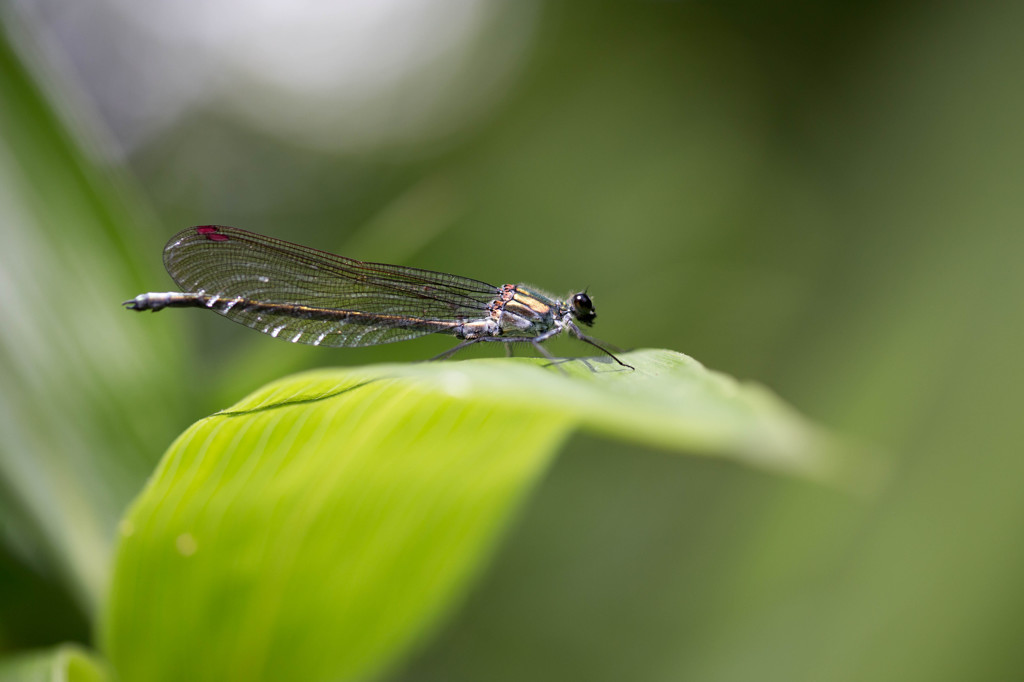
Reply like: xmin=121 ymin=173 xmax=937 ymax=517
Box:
xmin=196 ymin=226 xmax=229 ymax=241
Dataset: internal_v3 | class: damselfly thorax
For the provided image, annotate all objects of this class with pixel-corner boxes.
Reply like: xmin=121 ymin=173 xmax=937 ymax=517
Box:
xmin=125 ymin=226 xmax=631 ymax=368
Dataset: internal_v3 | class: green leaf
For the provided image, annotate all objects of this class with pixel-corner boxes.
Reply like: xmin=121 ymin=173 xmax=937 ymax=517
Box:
xmin=0 ymin=26 xmax=189 ymax=613
xmin=0 ymin=645 xmax=110 ymax=682
xmin=102 ymin=350 xmax=873 ymax=682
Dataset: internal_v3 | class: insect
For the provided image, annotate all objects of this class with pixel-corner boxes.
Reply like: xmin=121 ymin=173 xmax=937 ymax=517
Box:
xmin=124 ymin=226 xmax=632 ymax=369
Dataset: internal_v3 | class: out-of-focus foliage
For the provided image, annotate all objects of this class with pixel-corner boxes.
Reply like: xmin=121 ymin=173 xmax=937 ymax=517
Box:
xmin=2 ymin=1 xmax=1024 ymax=681
xmin=0 ymin=644 xmax=108 ymax=682
xmin=0 ymin=25 xmax=189 ymax=624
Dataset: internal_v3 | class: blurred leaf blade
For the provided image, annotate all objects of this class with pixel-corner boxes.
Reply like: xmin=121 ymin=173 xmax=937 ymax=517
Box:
xmin=0 ymin=644 xmax=110 ymax=682
xmin=102 ymin=349 xmax=864 ymax=681
xmin=0 ymin=23 xmax=189 ymax=613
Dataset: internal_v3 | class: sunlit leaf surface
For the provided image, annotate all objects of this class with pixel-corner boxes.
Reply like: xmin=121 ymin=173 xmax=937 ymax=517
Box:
xmin=103 ymin=350 xmax=865 ymax=682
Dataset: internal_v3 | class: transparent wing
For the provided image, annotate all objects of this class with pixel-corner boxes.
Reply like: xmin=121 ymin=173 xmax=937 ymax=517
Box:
xmin=161 ymin=225 xmax=500 ymax=347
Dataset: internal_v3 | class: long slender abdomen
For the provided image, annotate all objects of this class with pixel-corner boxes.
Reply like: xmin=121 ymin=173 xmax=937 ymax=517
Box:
xmin=124 ymin=292 xmax=212 ymax=311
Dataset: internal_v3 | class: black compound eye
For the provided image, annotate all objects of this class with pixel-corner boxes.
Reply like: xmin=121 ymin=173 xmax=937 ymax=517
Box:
xmin=571 ymin=292 xmax=596 ymax=324
xmin=572 ymin=292 xmax=592 ymax=310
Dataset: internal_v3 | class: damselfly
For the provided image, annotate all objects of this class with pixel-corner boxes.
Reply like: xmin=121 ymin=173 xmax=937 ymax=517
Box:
xmin=125 ymin=226 xmax=632 ymax=368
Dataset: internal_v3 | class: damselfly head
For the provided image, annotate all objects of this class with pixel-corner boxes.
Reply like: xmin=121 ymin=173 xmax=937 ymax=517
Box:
xmin=570 ymin=292 xmax=596 ymax=326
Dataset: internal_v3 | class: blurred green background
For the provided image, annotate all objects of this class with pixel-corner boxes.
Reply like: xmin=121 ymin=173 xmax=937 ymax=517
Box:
xmin=1 ymin=1 xmax=1023 ymax=680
